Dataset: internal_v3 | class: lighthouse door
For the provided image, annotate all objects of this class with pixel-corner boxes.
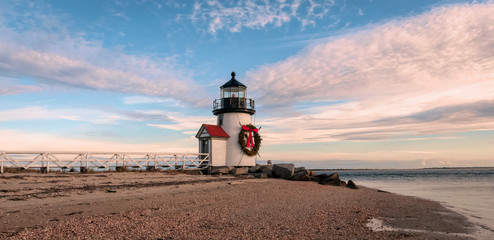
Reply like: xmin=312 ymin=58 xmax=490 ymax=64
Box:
xmin=200 ymin=139 xmax=210 ymax=159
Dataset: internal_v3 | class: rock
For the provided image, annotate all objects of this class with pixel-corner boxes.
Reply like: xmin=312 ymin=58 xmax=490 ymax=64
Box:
xmin=309 ymin=170 xmax=316 ymax=177
xmin=291 ymin=170 xmax=311 ymax=181
xmin=248 ymin=165 xmax=261 ymax=173
xmin=267 ymin=160 xmax=272 ymax=165
xmin=319 ymin=172 xmax=343 ymax=186
xmin=272 ymin=164 xmax=295 ymax=179
xmin=209 ymin=166 xmax=230 ymax=174
xmin=346 ymin=180 xmax=358 ymax=189
xmin=231 ymin=167 xmax=249 ymax=175
xmin=259 ymin=165 xmax=273 ymax=173
xmin=257 ymin=172 xmax=273 ymax=178
xmin=315 ymin=173 xmax=329 ymax=178
xmin=328 ymin=172 xmax=339 ymax=179
xmin=294 ymin=167 xmax=306 ymax=173
xmin=310 ymin=176 xmax=320 ymax=182
xmin=240 ymin=174 xmax=255 ymax=179
xmin=254 ymin=173 xmax=269 ymax=179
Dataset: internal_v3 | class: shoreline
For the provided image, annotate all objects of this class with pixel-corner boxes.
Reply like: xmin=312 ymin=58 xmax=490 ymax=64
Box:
xmin=0 ymin=172 xmax=477 ymax=239
xmin=351 ymin=178 xmax=494 ymax=239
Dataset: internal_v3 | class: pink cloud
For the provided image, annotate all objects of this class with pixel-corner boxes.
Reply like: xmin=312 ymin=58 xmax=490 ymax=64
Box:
xmin=246 ymin=3 xmax=494 ymax=144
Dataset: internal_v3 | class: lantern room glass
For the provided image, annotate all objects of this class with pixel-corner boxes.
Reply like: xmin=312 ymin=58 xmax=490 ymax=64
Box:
xmin=222 ymin=87 xmax=246 ymax=98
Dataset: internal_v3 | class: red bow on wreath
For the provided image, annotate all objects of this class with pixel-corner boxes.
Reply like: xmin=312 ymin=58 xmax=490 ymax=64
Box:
xmin=242 ymin=125 xmax=259 ymax=148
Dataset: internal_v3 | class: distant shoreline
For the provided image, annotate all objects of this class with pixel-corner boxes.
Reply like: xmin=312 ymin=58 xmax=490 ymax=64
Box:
xmin=310 ymin=166 xmax=494 ymax=171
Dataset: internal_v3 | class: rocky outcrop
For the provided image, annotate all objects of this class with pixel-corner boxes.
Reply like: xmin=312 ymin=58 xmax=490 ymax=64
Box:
xmin=254 ymin=173 xmax=269 ymax=178
xmin=231 ymin=167 xmax=249 ymax=175
xmin=290 ymin=167 xmax=314 ymax=181
xmin=272 ymin=164 xmax=295 ymax=179
xmin=207 ymin=164 xmax=357 ymax=189
xmin=259 ymin=165 xmax=273 ymax=173
xmin=319 ymin=173 xmax=346 ymax=186
xmin=346 ymin=180 xmax=358 ymax=189
xmin=209 ymin=166 xmax=232 ymax=174
xmin=291 ymin=170 xmax=310 ymax=181
xmin=248 ymin=165 xmax=262 ymax=173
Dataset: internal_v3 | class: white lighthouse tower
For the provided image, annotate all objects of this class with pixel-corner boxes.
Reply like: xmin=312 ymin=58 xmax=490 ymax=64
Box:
xmin=196 ymin=72 xmax=257 ymax=167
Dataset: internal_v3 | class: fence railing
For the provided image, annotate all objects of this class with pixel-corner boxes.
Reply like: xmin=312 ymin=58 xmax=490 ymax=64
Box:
xmin=0 ymin=151 xmax=210 ymax=173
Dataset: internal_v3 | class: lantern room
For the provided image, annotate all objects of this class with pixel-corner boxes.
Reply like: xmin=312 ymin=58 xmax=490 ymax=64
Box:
xmin=213 ymin=72 xmax=255 ymax=116
xmin=221 ymin=72 xmax=246 ymax=98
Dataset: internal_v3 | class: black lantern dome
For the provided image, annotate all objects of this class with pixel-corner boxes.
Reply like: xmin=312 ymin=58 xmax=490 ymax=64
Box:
xmin=213 ymin=72 xmax=255 ymax=115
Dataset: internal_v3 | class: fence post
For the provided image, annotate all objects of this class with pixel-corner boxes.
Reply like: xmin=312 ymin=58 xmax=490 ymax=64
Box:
xmin=1 ymin=153 xmax=4 ymax=174
xmin=46 ymin=154 xmax=50 ymax=173
xmin=182 ymin=155 xmax=185 ymax=170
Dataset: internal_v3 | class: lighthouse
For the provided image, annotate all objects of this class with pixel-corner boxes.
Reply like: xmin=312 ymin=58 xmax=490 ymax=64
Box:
xmin=196 ymin=72 xmax=259 ymax=167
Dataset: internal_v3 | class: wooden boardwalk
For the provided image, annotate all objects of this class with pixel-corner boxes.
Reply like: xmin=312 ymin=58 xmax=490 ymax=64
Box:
xmin=0 ymin=151 xmax=209 ymax=173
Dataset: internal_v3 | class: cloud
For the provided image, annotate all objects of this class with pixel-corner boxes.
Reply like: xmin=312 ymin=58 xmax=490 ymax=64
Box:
xmin=247 ymin=3 xmax=494 ymax=104
xmin=245 ymin=2 xmax=494 ymax=143
xmin=0 ymin=106 xmax=81 ymax=122
xmin=122 ymin=95 xmax=179 ymax=105
xmin=0 ymin=2 xmax=207 ymax=106
xmin=374 ymin=100 xmax=494 ymax=125
xmin=0 ymin=77 xmax=43 ymax=95
xmin=0 ymin=106 xmax=172 ymax=124
xmin=190 ymin=0 xmax=335 ymax=33
xmin=0 ymin=129 xmax=196 ymax=153
xmin=260 ymin=150 xmax=439 ymax=162
xmin=0 ymin=42 xmax=204 ymax=104
xmin=0 ymin=84 xmax=42 ymax=95
xmin=147 ymin=113 xmax=215 ymax=134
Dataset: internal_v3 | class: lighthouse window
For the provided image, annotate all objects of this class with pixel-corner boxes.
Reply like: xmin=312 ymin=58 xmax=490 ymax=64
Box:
xmin=222 ymin=89 xmax=230 ymax=98
xmin=218 ymin=114 xmax=223 ymax=125
xmin=223 ymin=87 xmax=243 ymax=98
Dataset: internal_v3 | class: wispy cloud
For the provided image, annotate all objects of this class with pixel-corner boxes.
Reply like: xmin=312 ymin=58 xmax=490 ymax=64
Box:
xmin=147 ymin=113 xmax=215 ymax=135
xmin=0 ymin=129 xmax=196 ymax=152
xmin=0 ymin=106 xmax=172 ymax=124
xmin=190 ymin=0 xmax=335 ymax=34
xmin=247 ymin=3 xmax=494 ymax=143
xmin=0 ymin=2 xmax=206 ymax=106
xmin=122 ymin=95 xmax=179 ymax=105
xmin=0 ymin=78 xmax=42 ymax=95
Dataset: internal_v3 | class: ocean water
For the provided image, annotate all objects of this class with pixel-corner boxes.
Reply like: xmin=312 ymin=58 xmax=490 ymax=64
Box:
xmin=320 ymin=168 xmax=494 ymax=238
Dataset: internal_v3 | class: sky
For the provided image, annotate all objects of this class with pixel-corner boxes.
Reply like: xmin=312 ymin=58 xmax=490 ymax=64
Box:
xmin=0 ymin=0 xmax=493 ymax=169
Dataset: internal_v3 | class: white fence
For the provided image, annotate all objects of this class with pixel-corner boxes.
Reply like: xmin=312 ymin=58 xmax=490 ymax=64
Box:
xmin=0 ymin=151 xmax=210 ymax=173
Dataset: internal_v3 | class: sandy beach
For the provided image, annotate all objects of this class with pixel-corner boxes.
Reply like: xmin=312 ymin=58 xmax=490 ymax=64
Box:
xmin=0 ymin=171 xmax=475 ymax=239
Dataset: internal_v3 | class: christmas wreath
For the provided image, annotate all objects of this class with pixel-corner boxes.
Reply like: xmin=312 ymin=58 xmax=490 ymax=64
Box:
xmin=238 ymin=124 xmax=262 ymax=156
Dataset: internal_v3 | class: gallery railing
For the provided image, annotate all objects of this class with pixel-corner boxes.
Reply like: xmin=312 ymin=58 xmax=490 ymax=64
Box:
xmin=213 ymin=97 xmax=255 ymax=111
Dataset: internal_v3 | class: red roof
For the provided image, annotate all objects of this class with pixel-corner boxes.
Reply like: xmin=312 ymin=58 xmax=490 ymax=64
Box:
xmin=203 ymin=124 xmax=230 ymax=138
